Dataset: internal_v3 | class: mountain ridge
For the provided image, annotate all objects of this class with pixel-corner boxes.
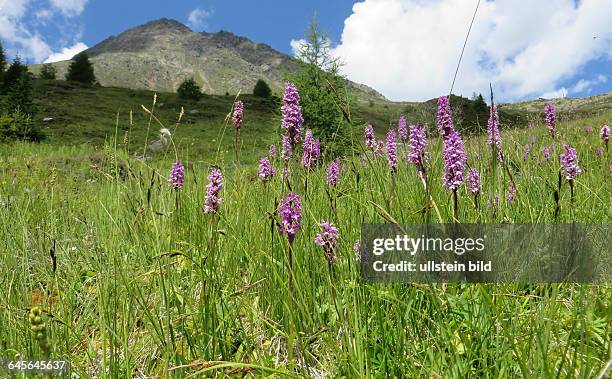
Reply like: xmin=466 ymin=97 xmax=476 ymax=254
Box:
xmin=32 ymin=18 xmax=387 ymax=101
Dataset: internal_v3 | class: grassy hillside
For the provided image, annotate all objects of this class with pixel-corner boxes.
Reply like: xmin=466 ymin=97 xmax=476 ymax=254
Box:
xmin=20 ymin=79 xmax=541 ymax=167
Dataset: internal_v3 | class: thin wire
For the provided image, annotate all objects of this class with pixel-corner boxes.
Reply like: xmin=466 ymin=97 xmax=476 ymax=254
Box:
xmin=449 ymin=0 xmax=481 ymax=96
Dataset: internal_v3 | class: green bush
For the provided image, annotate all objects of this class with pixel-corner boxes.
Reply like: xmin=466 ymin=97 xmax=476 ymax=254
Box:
xmin=66 ymin=53 xmax=95 ymax=84
xmin=40 ymin=63 xmax=57 ymax=80
xmin=0 ymin=108 xmax=43 ymax=142
xmin=253 ymin=79 xmax=272 ymax=98
xmin=177 ymin=78 xmax=203 ymax=101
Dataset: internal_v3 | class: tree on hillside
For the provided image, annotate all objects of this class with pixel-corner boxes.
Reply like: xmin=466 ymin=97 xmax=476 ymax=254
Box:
xmin=6 ymin=70 xmax=35 ymax=116
xmin=0 ymin=40 xmax=6 ymax=89
xmin=290 ymin=19 xmax=349 ymax=157
xmin=253 ymin=79 xmax=272 ymax=98
xmin=3 ymin=56 xmax=28 ymax=91
xmin=177 ymin=78 xmax=203 ymax=101
xmin=66 ymin=52 xmax=95 ymax=84
xmin=40 ymin=63 xmax=57 ymax=80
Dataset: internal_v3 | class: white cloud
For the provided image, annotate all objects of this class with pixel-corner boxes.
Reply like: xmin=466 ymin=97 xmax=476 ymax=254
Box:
xmin=331 ymin=0 xmax=612 ymax=101
xmin=290 ymin=39 xmax=306 ymax=57
xmin=0 ymin=0 xmax=30 ymax=18
xmin=35 ymin=9 xmax=54 ymax=22
xmin=0 ymin=0 xmax=87 ymax=63
xmin=541 ymin=88 xmax=568 ymax=99
xmin=43 ymin=42 xmax=87 ymax=63
xmin=569 ymin=74 xmax=608 ymax=93
xmin=187 ymin=8 xmax=211 ymax=30
xmin=49 ymin=0 xmax=88 ymax=16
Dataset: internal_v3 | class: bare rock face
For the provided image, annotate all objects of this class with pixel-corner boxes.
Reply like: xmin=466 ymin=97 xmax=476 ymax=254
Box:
xmin=40 ymin=18 xmax=387 ymax=100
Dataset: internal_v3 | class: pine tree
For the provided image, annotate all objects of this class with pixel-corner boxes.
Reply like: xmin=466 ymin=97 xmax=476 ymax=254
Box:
xmin=66 ymin=52 xmax=95 ymax=84
xmin=3 ymin=55 xmax=28 ymax=90
xmin=290 ymin=19 xmax=349 ymax=157
xmin=177 ymin=78 xmax=203 ymax=100
xmin=253 ymin=79 xmax=272 ymax=98
xmin=6 ymin=70 xmax=35 ymax=116
xmin=40 ymin=63 xmax=57 ymax=80
xmin=0 ymin=40 xmax=7 ymax=89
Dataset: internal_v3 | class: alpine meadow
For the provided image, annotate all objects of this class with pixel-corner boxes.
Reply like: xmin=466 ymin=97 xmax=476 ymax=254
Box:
xmin=0 ymin=3 xmax=611 ymax=379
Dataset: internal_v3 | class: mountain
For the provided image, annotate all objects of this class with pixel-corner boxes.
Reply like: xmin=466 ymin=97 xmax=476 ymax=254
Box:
xmin=32 ymin=18 xmax=386 ymax=100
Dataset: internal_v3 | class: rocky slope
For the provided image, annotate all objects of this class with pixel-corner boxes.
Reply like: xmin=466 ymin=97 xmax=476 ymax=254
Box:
xmin=33 ymin=18 xmax=386 ymax=100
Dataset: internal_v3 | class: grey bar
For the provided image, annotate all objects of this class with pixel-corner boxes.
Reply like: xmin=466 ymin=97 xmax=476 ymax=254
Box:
xmin=360 ymin=224 xmax=611 ymax=283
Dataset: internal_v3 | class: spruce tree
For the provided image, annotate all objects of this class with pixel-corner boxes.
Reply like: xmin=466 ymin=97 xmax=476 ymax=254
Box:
xmin=6 ymin=71 xmax=35 ymax=116
xmin=40 ymin=63 xmax=57 ymax=80
xmin=0 ymin=40 xmax=6 ymax=89
xmin=177 ymin=78 xmax=203 ymax=100
xmin=253 ymin=79 xmax=272 ymax=98
xmin=66 ymin=52 xmax=95 ymax=84
xmin=3 ymin=56 xmax=28 ymax=90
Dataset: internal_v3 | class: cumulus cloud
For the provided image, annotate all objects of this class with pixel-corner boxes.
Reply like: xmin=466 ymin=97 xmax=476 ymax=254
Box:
xmin=290 ymin=39 xmax=306 ymax=57
xmin=331 ymin=0 xmax=612 ymax=101
xmin=44 ymin=42 xmax=87 ymax=63
xmin=49 ymin=0 xmax=88 ymax=16
xmin=0 ymin=0 xmax=87 ymax=62
xmin=569 ymin=74 xmax=608 ymax=93
xmin=187 ymin=8 xmax=211 ymax=30
xmin=541 ymin=88 xmax=568 ymax=100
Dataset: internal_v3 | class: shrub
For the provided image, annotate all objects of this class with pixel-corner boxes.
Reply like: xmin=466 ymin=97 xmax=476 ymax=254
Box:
xmin=40 ymin=63 xmax=57 ymax=80
xmin=253 ymin=79 xmax=272 ymax=98
xmin=177 ymin=78 xmax=203 ymax=101
xmin=66 ymin=53 xmax=96 ymax=84
xmin=0 ymin=108 xmax=43 ymax=142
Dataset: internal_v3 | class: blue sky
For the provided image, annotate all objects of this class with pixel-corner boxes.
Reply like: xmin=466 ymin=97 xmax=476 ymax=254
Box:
xmin=1 ymin=0 xmax=611 ymax=102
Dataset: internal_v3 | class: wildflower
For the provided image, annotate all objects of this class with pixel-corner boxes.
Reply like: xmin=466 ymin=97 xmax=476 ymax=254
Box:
xmin=522 ymin=143 xmax=531 ymax=161
xmin=584 ymin=126 xmax=593 ymax=133
xmin=596 ymin=147 xmax=603 ymax=159
xmin=168 ymin=161 xmax=185 ymax=190
xmin=281 ymin=83 xmax=304 ymax=146
xmin=397 ymin=116 xmax=408 ymax=142
xmin=364 ymin=124 xmax=375 ymax=149
xmin=544 ymin=101 xmax=556 ymax=137
xmin=314 ymin=220 xmax=339 ymax=264
xmin=258 ymin=157 xmax=275 ymax=182
xmin=301 ymin=129 xmax=320 ymax=170
xmin=281 ymin=135 xmax=292 ymax=161
xmin=386 ymin=129 xmax=398 ymax=174
xmin=487 ymin=104 xmax=503 ymax=161
xmin=507 ymin=183 xmax=517 ymax=203
xmin=408 ymin=123 xmax=427 ymax=166
xmin=278 ymin=193 xmax=302 ymax=244
xmin=442 ymin=131 xmax=467 ymax=191
xmin=466 ymin=168 xmax=481 ymax=194
xmin=543 ymin=146 xmax=551 ymax=160
xmin=601 ymin=125 xmax=610 ymax=147
xmin=326 ymin=158 xmax=340 ymax=187
xmin=353 ymin=240 xmax=361 ymax=261
xmin=269 ymin=144 xmax=277 ymax=158
xmin=437 ymin=95 xmax=455 ymax=139
xmin=486 ymin=193 xmax=500 ymax=210
xmin=232 ymin=100 xmax=244 ymax=130
xmin=560 ymin=144 xmax=581 ymax=181
xmin=204 ymin=168 xmax=223 ymax=214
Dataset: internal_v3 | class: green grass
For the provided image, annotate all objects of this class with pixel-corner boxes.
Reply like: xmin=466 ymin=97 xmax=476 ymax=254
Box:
xmin=0 ymin=90 xmax=610 ymax=378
